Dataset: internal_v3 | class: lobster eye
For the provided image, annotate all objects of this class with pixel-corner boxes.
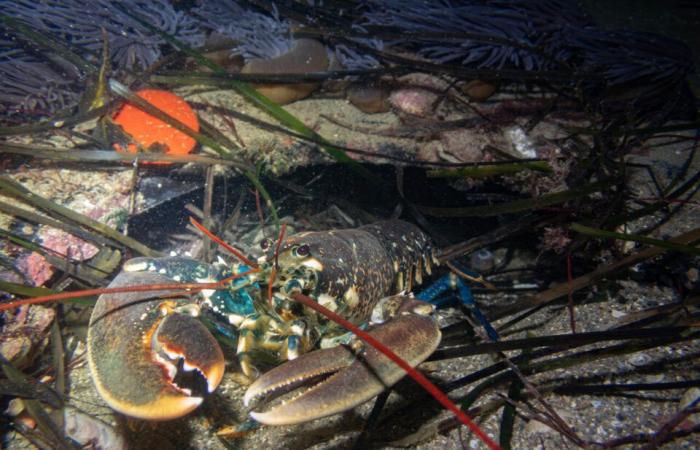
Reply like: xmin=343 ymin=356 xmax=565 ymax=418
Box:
xmin=293 ymin=244 xmax=310 ymax=257
xmin=260 ymin=238 xmax=272 ymax=251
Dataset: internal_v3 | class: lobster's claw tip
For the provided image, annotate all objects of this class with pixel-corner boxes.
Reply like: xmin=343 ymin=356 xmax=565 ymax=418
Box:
xmin=243 ymin=344 xmax=356 ymax=424
xmin=92 ymin=387 xmax=204 ymax=421
xmin=154 ymin=311 xmax=226 ymax=394
xmin=245 ymin=308 xmax=440 ymax=426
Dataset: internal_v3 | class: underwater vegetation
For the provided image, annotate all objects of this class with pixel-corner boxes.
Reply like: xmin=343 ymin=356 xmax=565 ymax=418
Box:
xmin=0 ymin=0 xmax=694 ymax=119
xmin=192 ymin=1 xmax=295 ymax=61
xmin=356 ymin=1 xmax=694 ymax=113
xmin=355 ymin=0 xmax=592 ymax=70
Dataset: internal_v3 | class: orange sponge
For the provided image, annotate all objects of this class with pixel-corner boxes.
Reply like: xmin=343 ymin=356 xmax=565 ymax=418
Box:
xmin=112 ymin=89 xmax=199 ymax=159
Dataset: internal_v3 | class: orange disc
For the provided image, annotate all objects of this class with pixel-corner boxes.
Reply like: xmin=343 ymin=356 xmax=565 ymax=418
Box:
xmin=112 ymin=89 xmax=199 ymax=160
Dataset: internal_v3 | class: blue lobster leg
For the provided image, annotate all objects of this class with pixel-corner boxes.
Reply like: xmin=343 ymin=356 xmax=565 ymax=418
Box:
xmin=417 ymin=272 xmax=500 ymax=341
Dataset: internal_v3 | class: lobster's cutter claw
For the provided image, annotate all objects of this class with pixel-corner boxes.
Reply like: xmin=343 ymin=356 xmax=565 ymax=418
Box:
xmin=244 ymin=298 xmax=441 ymax=425
xmin=88 ymin=271 xmax=225 ymax=421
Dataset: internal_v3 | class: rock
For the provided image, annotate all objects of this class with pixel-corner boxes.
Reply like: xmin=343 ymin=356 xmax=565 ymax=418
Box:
xmin=389 ymin=87 xmax=438 ymax=117
xmin=346 ymin=81 xmax=391 ymax=113
xmin=461 ymin=80 xmax=497 ymax=101
xmin=0 ymin=305 xmax=55 ymax=369
xmin=242 ymin=38 xmax=329 ymax=105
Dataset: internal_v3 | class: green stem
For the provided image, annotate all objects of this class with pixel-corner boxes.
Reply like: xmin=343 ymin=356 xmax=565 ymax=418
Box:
xmin=608 ymin=167 xmax=700 ymax=227
xmin=417 ymin=180 xmax=610 ymax=217
xmin=0 ymin=199 xmax=117 ymax=248
xmin=0 ymin=104 xmax=112 ymax=137
xmin=0 ymin=13 xmax=97 ymax=75
xmin=427 ymin=161 xmax=552 ymax=178
xmin=570 ymin=222 xmax=700 ymax=256
xmin=0 ymin=281 xmax=54 ymax=297
xmin=0 ymin=143 xmax=239 ymax=165
xmin=0 ymin=229 xmax=110 ymax=286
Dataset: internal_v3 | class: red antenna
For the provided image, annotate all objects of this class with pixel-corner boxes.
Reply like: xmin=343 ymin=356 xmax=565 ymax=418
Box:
xmin=189 ymin=217 xmax=258 ymax=268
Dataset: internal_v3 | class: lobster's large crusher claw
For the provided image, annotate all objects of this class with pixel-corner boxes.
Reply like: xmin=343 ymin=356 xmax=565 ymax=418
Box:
xmin=244 ymin=297 xmax=441 ymax=425
xmin=87 ymin=271 xmax=225 ymax=420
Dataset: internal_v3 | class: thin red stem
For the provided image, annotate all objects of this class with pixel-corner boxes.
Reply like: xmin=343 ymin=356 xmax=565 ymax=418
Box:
xmin=290 ymin=293 xmax=502 ymax=450
xmin=219 ymin=268 xmax=260 ymax=284
xmin=190 ymin=217 xmax=258 ymax=268
xmin=1 ymin=269 xmax=259 ymax=312
xmin=0 ymin=283 xmax=218 ymax=311
xmin=273 ymin=223 xmax=286 ymax=270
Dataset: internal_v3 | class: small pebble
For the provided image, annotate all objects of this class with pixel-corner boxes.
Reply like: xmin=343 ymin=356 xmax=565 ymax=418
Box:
xmin=628 ymin=353 xmax=652 ymax=367
xmin=460 ymin=79 xmax=497 ymax=101
xmin=469 ymin=248 xmax=495 ymax=272
xmin=389 ymin=87 xmax=437 ymax=117
xmin=346 ymin=81 xmax=391 ymax=113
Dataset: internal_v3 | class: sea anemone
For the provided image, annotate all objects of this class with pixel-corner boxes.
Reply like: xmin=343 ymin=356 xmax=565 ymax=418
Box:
xmin=561 ymin=27 xmax=694 ymax=97
xmin=193 ymin=1 xmax=385 ymax=71
xmin=348 ymin=0 xmax=694 ymax=119
xmin=357 ymin=0 xmax=592 ymax=71
xmin=333 ymin=34 xmax=384 ymax=70
xmin=1 ymin=0 xmax=204 ymax=114
xmin=0 ymin=52 xmax=82 ymax=115
xmin=192 ymin=1 xmax=295 ymax=61
xmin=0 ymin=0 xmax=693 ymax=121
xmin=3 ymin=0 xmax=204 ymax=70
xmin=349 ymin=0 xmax=692 ymax=90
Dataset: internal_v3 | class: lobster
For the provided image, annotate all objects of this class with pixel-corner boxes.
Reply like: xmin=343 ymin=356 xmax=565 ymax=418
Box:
xmin=86 ymin=220 xmax=443 ymax=424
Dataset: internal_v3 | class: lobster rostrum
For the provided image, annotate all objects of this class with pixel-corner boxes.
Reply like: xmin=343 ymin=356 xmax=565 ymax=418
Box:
xmin=86 ymin=220 xmax=443 ymax=424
